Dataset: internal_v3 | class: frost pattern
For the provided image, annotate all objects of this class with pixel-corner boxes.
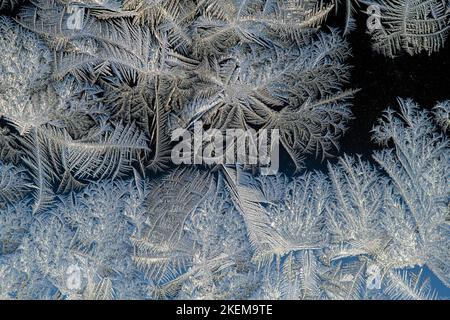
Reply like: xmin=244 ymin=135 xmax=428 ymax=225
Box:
xmin=14 ymin=0 xmax=355 ymax=171
xmin=0 ymin=99 xmax=448 ymax=299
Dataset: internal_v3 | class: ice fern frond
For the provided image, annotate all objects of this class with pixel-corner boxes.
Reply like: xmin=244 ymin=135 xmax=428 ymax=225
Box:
xmin=21 ymin=128 xmax=58 ymax=214
xmin=372 ymin=98 xmax=449 ymax=286
xmin=0 ymin=0 xmax=22 ymax=13
xmin=434 ymin=100 xmax=450 ymax=132
xmin=221 ymin=166 xmax=329 ymax=268
xmin=221 ymin=166 xmax=289 ymax=266
xmin=193 ymin=0 xmax=334 ymax=56
xmin=363 ymin=0 xmax=450 ymax=57
xmin=120 ymin=0 xmax=196 ymax=53
xmin=44 ymin=122 xmax=150 ymax=180
xmin=20 ymin=123 xmax=149 ymax=213
xmin=384 ymin=268 xmax=438 ymax=300
xmin=182 ymin=30 xmax=354 ymax=169
xmin=0 ymin=162 xmax=30 ymax=207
